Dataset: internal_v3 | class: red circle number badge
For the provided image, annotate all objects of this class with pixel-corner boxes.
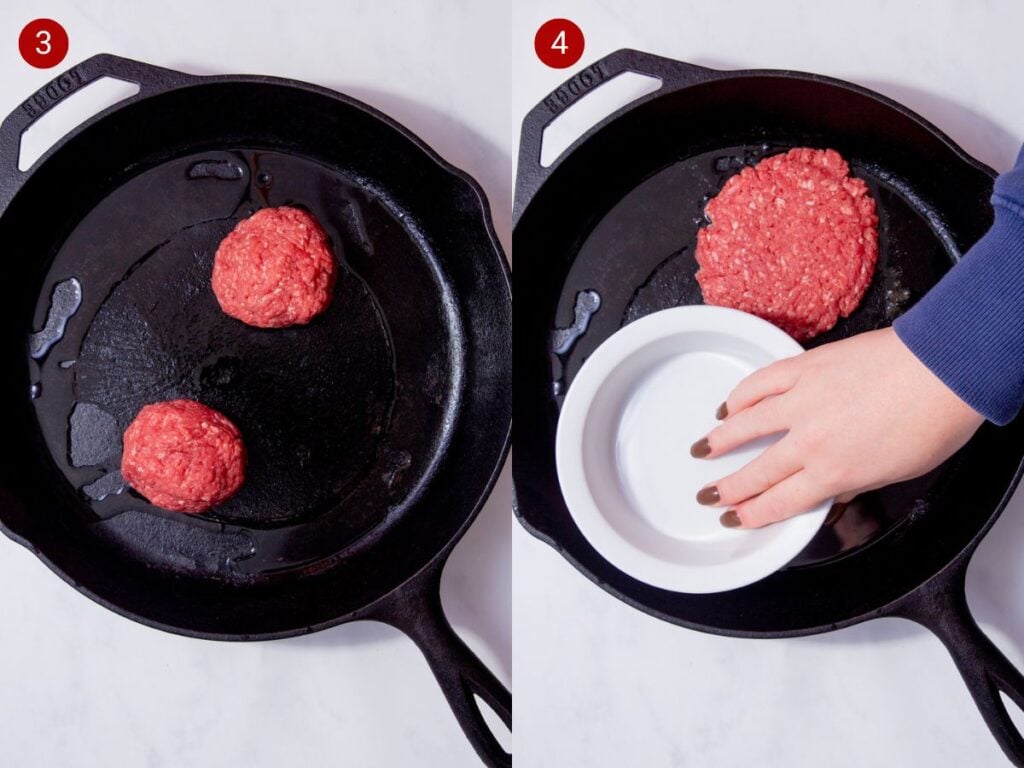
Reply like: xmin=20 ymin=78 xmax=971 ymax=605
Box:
xmin=535 ymin=19 xmax=584 ymax=69
xmin=19 ymin=19 xmax=69 ymax=69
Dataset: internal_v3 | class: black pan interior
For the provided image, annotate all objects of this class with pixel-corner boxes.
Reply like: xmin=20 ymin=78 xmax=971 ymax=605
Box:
xmin=514 ymin=73 xmax=1024 ymax=635
xmin=0 ymin=80 xmax=510 ymax=638
xmin=34 ymin=149 xmax=434 ymax=567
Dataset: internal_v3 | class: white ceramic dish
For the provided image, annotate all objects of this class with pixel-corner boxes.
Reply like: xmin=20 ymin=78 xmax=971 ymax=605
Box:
xmin=555 ymin=305 xmax=830 ymax=593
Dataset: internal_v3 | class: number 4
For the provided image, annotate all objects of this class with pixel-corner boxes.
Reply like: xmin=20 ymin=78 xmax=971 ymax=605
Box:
xmin=551 ymin=29 xmax=568 ymax=54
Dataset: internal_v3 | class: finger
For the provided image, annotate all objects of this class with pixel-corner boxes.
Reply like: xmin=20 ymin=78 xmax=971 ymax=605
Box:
xmin=721 ymin=356 xmax=800 ymax=419
xmin=693 ymin=396 xmax=789 ymax=458
xmin=700 ymin=440 xmax=802 ymax=507
xmin=725 ymin=470 xmax=826 ymax=528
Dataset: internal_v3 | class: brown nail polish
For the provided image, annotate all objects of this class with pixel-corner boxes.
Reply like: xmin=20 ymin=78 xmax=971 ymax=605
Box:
xmin=720 ymin=510 xmax=742 ymax=528
xmin=690 ymin=437 xmax=711 ymax=458
xmin=715 ymin=402 xmax=728 ymax=420
xmin=696 ymin=486 xmax=720 ymax=505
xmin=825 ymin=502 xmax=849 ymax=527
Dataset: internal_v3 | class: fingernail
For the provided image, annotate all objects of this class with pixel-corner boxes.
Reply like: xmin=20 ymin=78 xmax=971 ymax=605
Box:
xmin=720 ymin=510 xmax=742 ymax=528
xmin=696 ymin=485 xmax=720 ymax=505
xmin=825 ymin=502 xmax=849 ymax=526
xmin=690 ymin=437 xmax=711 ymax=458
xmin=715 ymin=402 xmax=728 ymax=420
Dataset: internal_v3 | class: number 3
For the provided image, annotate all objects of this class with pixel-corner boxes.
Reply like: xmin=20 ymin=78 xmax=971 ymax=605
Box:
xmin=35 ymin=29 xmax=51 ymax=55
xmin=551 ymin=30 xmax=568 ymax=54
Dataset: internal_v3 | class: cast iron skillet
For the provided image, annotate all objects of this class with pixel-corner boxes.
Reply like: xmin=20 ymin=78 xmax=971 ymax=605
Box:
xmin=514 ymin=48 xmax=1024 ymax=765
xmin=0 ymin=54 xmax=511 ymax=767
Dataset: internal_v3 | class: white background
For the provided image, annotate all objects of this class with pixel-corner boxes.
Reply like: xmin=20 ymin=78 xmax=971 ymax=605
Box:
xmin=0 ymin=2 xmax=513 ymax=767
xmin=6 ymin=1 xmax=1024 ymax=767
xmin=513 ymin=1 xmax=1024 ymax=767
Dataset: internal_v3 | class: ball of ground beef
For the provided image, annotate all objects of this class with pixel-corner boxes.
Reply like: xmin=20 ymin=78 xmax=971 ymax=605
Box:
xmin=695 ymin=147 xmax=879 ymax=341
xmin=212 ymin=206 xmax=337 ymax=328
xmin=121 ymin=399 xmax=245 ymax=513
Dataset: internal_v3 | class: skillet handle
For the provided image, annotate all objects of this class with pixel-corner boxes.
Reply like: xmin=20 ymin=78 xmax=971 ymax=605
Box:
xmin=0 ymin=53 xmax=198 ymax=203
xmin=363 ymin=558 xmax=511 ymax=768
xmin=886 ymin=554 xmax=1024 ymax=766
xmin=514 ymin=47 xmax=723 ymax=224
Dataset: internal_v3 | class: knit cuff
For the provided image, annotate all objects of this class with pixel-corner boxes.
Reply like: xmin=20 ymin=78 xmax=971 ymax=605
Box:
xmin=893 ymin=197 xmax=1024 ymax=425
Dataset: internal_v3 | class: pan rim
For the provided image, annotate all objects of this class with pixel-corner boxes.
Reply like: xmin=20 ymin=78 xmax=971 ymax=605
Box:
xmin=516 ymin=52 xmax=996 ymax=227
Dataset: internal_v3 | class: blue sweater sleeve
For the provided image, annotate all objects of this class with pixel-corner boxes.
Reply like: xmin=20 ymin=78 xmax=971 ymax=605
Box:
xmin=893 ymin=146 xmax=1024 ymax=425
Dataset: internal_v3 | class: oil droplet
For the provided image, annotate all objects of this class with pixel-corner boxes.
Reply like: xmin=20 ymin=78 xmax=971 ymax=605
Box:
xmin=69 ymin=402 xmax=120 ymax=467
xmin=885 ymin=284 xmax=912 ymax=320
xmin=29 ymin=277 xmax=82 ymax=360
xmin=551 ymin=290 xmax=601 ymax=356
xmin=340 ymin=198 xmax=374 ymax=256
xmin=713 ymin=156 xmax=733 ymax=173
xmin=187 ymin=159 xmax=244 ymax=180
xmin=82 ymin=471 xmax=126 ymax=501
xmin=382 ymin=449 xmax=413 ymax=489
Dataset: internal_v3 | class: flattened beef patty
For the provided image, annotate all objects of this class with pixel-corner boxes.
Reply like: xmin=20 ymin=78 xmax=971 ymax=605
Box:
xmin=696 ymin=147 xmax=878 ymax=341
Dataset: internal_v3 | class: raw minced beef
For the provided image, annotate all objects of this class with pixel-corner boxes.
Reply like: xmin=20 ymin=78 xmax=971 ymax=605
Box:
xmin=121 ymin=399 xmax=245 ymax=513
xmin=212 ymin=206 xmax=337 ymax=328
xmin=695 ymin=147 xmax=879 ymax=341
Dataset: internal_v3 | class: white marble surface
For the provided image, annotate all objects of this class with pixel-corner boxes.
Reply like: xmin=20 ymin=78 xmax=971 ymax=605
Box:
xmin=512 ymin=1 xmax=1024 ymax=766
xmin=0 ymin=2 xmax=512 ymax=766
xmin=8 ymin=1 xmax=1024 ymax=765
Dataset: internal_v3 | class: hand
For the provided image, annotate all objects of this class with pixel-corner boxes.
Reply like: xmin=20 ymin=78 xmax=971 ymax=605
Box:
xmin=690 ymin=327 xmax=984 ymax=528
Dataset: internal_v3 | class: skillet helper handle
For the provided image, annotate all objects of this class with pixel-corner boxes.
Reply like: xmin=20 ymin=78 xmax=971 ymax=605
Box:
xmin=515 ymin=48 xmax=722 ymax=223
xmin=888 ymin=555 xmax=1024 ymax=766
xmin=369 ymin=559 xmax=511 ymax=768
xmin=0 ymin=53 xmax=198 ymax=202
